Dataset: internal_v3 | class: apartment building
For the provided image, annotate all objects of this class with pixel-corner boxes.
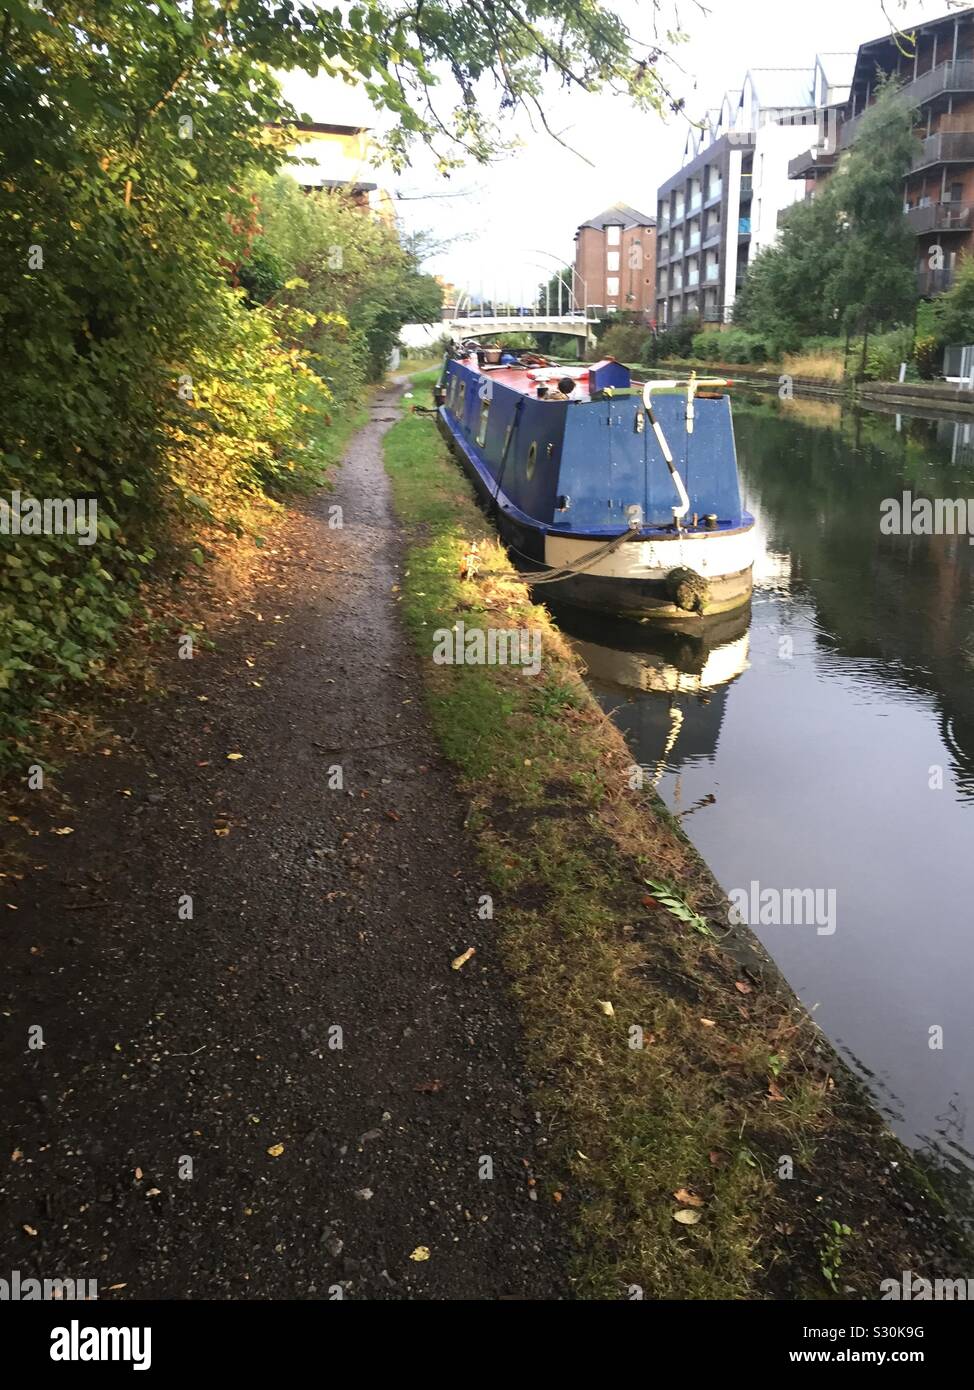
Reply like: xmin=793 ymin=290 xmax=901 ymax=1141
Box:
xmin=789 ymin=6 xmax=974 ymax=296
xmin=574 ymin=203 xmax=656 ymax=315
xmin=656 ymin=59 xmax=854 ymax=327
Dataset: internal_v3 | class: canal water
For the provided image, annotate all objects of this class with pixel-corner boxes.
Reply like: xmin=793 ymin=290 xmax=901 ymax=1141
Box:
xmin=556 ymin=392 xmax=974 ymax=1212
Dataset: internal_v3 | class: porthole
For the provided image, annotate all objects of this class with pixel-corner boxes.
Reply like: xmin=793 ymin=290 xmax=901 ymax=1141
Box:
xmin=526 ymin=441 xmax=538 ymax=481
xmin=477 ymin=400 xmax=490 ymax=447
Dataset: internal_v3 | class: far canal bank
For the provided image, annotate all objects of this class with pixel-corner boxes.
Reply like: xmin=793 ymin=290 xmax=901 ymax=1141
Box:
xmin=638 ymin=361 xmax=974 ymax=415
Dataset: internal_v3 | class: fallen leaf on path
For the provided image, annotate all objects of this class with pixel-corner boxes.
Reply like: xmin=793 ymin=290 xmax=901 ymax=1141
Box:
xmin=699 ymin=1018 xmax=717 ymax=1027
xmin=145 ymin=1188 xmax=161 ymax=1197
xmin=409 ymin=1246 xmax=430 ymax=1262
xmin=673 ymin=1188 xmax=705 ymax=1207
xmin=384 ymin=809 xmax=400 ymax=821
xmin=414 ymin=1079 xmax=443 ymax=1093
xmin=267 ymin=1143 xmax=284 ymax=1157
xmin=768 ymin=1081 xmax=786 ymax=1102
xmin=52 ymin=827 xmax=74 ymax=836
xmin=673 ymin=1209 xmax=702 ymax=1225
xmin=23 ymin=1225 xmax=38 ymax=1236
xmin=597 ymin=1000 xmax=615 ymax=1017
xmin=734 ymin=980 xmax=753 ymax=995
xmin=451 ymin=947 xmax=475 ymax=971
xmin=11 ymin=1149 xmax=23 ymax=1162
xmin=226 ymin=753 xmax=243 ymax=761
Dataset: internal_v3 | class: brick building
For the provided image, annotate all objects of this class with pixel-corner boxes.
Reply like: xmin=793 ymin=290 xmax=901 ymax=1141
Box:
xmin=573 ymin=203 xmax=656 ymax=316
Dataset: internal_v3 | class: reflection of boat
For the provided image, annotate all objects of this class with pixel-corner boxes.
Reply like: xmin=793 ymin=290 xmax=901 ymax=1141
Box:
xmin=550 ymin=602 xmax=751 ymax=696
xmin=436 ymin=354 xmax=755 ymax=622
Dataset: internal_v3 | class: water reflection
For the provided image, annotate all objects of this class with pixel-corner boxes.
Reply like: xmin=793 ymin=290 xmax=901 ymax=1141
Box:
xmin=557 ymin=393 xmax=974 ymax=1212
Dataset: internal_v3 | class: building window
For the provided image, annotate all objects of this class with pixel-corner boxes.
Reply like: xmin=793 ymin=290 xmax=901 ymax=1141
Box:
xmin=606 ymin=251 xmax=620 ymax=271
xmin=606 ymin=225 xmax=621 ymax=246
xmin=607 ymin=277 xmax=620 ymax=297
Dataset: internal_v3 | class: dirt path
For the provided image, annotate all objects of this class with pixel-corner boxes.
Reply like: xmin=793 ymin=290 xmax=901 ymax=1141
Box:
xmin=0 ymin=385 xmax=567 ymax=1300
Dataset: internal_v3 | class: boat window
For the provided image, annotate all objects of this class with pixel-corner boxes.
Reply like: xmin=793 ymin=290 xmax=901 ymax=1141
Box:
xmin=477 ymin=400 xmax=490 ymax=447
xmin=525 ymin=441 xmax=538 ymax=481
xmin=458 ymin=380 xmax=466 ymax=413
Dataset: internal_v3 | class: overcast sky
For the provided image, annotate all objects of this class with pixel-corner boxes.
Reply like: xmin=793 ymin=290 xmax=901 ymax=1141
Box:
xmin=282 ymin=1 xmax=950 ymax=301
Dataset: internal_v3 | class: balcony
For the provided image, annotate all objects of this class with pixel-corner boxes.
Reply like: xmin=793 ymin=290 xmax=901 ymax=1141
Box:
xmin=689 ymin=196 xmax=702 ymax=215
xmin=688 ymin=231 xmax=701 ymax=250
xmin=704 ymin=183 xmax=723 ymax=208
xmin=702 ymin=225 xmax=722 ymax=249
xmin=911 ymin=130 xmax=974 ymax=172
xmin=837 ymin=110 xmax=864 ymax=151
xmin=705 ymin=264 xmax=720 ymax=283
xmin=902 ymin=59 xmax=974 ymax=111
xmin=739 ymin=172 xmax=753 ymax=198
xmin=841 ymin=61 xmax=974 ymax=152
xmin=788 ymin=146 xmax=837 ymax=179
xmin=917 ymin=266 xmax=954 ymax=296
xmin=904 ymin=201 xmax=974 ymax=234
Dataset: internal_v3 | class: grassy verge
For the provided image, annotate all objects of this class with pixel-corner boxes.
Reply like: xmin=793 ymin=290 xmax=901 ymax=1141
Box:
xmin=383 ymin=372 xmax=970 ymax=1299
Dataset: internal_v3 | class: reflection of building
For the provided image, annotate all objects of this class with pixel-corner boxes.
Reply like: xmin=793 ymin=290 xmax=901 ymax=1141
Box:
xmin=574 ymin=203 xmax=656 ymax=315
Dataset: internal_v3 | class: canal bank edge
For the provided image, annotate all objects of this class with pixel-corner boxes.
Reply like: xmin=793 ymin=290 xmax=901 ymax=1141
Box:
xmin=640 ymin=359 xmax=974 ymax=415
xmin=384 ymin=369 xmax=972 ymax=1300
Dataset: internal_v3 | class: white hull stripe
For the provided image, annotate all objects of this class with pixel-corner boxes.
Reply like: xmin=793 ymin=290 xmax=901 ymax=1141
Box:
xmin=544 ymin=529 xmax=756 ymax=582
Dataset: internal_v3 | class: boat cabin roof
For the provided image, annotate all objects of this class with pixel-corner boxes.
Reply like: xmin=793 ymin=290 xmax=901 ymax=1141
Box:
xmin=454 ymin=354 xmax=630 ymax=403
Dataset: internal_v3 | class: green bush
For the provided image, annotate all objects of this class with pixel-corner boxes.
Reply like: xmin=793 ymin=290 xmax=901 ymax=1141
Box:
xmin=0 ymin=15 xmax=438 ymax=760
xmin=599 ymin=322 xmax=652 ymax=363
xmin=863 ymin=327 xmax=915 ymax=381
xmin=643 ymin=317 xmax=702 ymax=363
xmin=690 ymin=331 xmax=720 ymax=362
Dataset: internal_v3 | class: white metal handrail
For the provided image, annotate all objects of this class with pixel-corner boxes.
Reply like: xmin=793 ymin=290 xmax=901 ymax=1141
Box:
xmin=641 ymin=377 xmax=732 ymax=525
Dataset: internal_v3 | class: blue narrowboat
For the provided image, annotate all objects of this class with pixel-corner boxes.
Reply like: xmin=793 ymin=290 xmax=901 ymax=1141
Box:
xmin=434 ymin=353 xmax=755 ymax=622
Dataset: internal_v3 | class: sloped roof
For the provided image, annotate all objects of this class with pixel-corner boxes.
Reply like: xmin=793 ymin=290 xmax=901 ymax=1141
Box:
xmin=744 ymin=67 xmax=816 ymax=109
xmin=578 ymin=201 xmax=655 ymax=230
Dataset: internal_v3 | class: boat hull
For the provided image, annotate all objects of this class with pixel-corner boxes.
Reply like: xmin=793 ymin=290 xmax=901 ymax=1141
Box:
xmin=434 ymin=358 xmax=754 ymax=623
xmin=436 ymin=412 xmax=754 ymax=623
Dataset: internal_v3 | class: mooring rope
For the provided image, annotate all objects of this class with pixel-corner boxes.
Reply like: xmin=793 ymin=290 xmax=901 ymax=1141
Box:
xmin=465 ymin=527 xmax=640 ymax=586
